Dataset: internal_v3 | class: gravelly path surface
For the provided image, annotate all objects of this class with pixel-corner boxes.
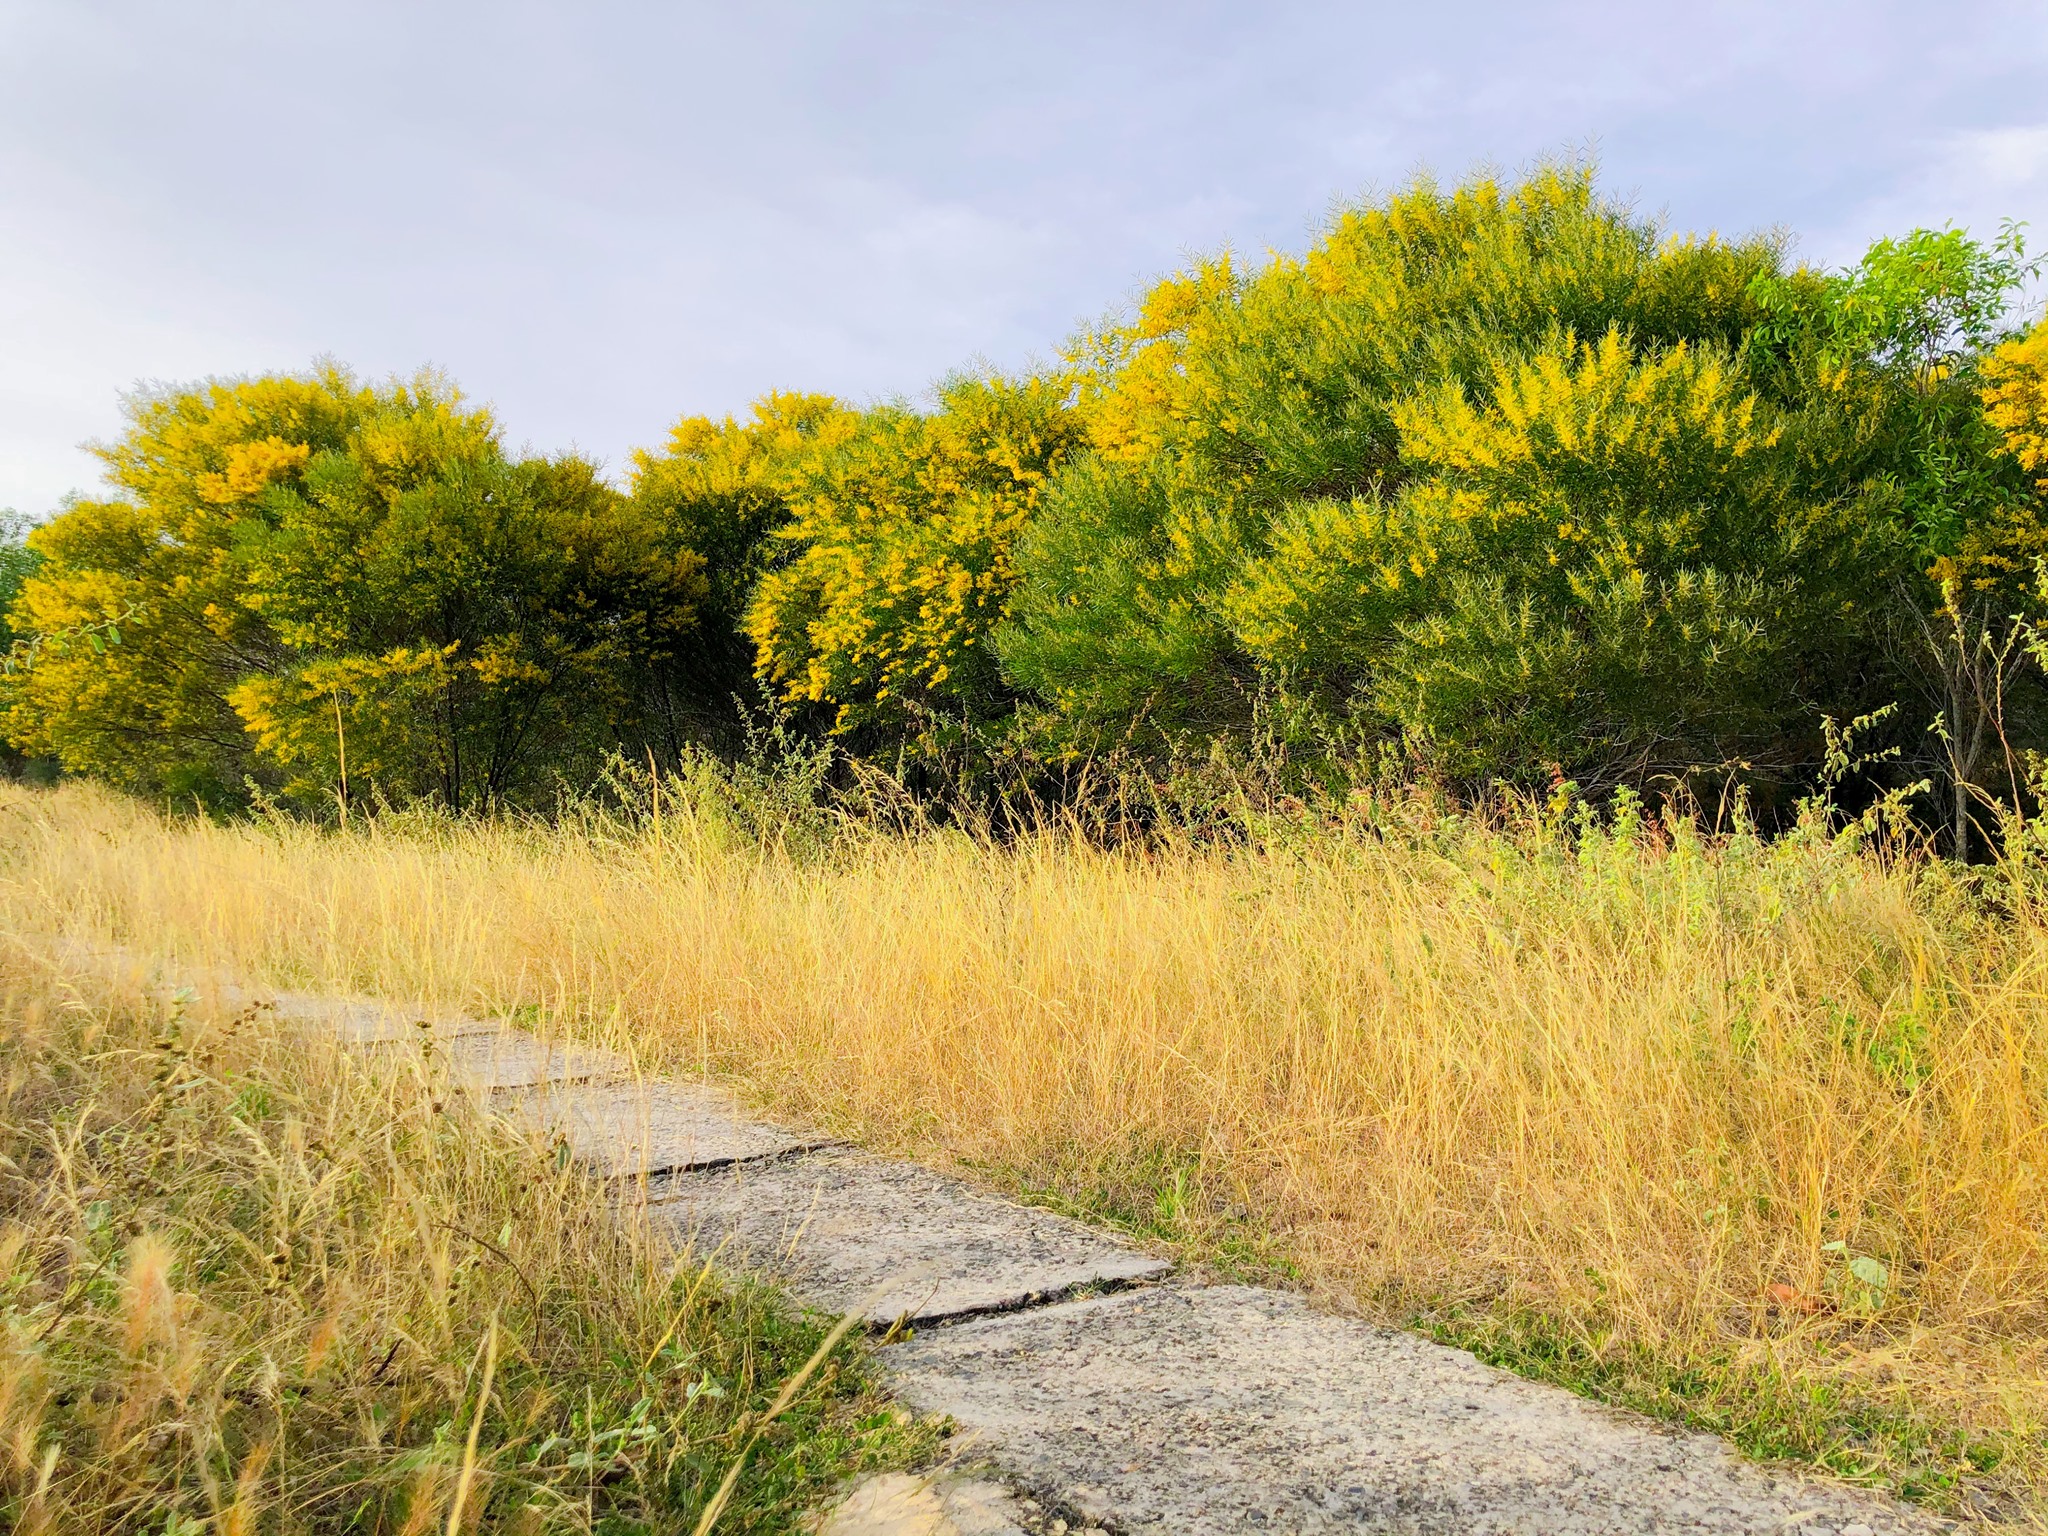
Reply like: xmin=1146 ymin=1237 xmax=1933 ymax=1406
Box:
xmin=127 ymin=965 xmax=1957 ymax=1534
xmin=885 ymin=1285 xmax=1939 ymax=1535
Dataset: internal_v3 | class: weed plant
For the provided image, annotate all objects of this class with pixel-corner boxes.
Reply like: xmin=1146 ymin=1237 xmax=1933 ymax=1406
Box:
xmin=0 ymin=949 xmax=926 ymax=1534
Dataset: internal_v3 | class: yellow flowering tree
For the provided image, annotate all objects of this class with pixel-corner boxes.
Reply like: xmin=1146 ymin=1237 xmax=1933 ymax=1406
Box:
xmin=997 ymin=164 xmax=1812 ymax=780
xmin=626 ymin=392 xmax=851 ymax=740
xmin=1971 ymin=319 xmax=2048 ymax=588
xmin=1227 ymin=329 xmax=1865 ymax=777
xmin=2 ymin=369 xmax=374 ymax=800
xmin=4 ymin=367 xmax=705 ymax=808
xmin=746 ymin=374 xmax=1086 ymax=744
xmin=1984 ymin=319 xmax=2048 ymax=488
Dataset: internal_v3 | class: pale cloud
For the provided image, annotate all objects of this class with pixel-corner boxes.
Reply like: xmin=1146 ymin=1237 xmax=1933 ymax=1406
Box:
xmin=1806 ymin=119 xmax=2048 ymax=300
xmin=1957 ymin=125 xmax=2048 ymax=191
xmin=2 ymin=1 xmax=2045 ymax=518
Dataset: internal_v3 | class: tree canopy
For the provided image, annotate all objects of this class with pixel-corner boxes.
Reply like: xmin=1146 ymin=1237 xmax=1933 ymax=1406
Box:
xmin=5 ymin=163 xmax=2045 ymax=822
xmin=5 ymin=368 xmax=704 ymax=808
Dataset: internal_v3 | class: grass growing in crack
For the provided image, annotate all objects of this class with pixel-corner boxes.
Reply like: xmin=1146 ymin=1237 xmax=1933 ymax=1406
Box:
xmin=1418 ymin=1306 xmax=2027 ymax=1520
xmin=7 ymin=778 xmax=2048 ymax=1521
xmin=0 ymin=955 xmax=932 ymax=1534
xmin=980 ymin=1148 xmax=1302 ymax=1287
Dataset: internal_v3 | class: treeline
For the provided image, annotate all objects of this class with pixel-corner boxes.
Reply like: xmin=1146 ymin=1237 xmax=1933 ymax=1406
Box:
xmin=6 ymin=164 xmax=2048 ymax=827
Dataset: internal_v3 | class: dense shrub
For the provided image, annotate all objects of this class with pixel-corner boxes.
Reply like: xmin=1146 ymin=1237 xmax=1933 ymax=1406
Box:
xmin=626 ymin=391 xmax=851 ymax=744
xmin=745 ymin=373 xmax=1087 ymax=746
xmin=996 ymin=166 xmax=2042 ymax=796
xmin=3 ymin=368 xmax=705 ymax=809
xmin=1222 ymin=329 xmax=1876 ymax=781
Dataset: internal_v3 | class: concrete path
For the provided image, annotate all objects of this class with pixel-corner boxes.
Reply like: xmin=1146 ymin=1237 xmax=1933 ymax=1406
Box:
xmin=645 ymin=1149 xmax=1169 ymax=1327
xmin=200 ymin=975 xmax=1951 ymax=1534
xmin=885 ymin=1285 xmax=1939 ymax=1535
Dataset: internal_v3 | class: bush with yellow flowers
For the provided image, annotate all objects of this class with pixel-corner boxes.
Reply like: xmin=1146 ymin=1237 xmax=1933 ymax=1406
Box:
xmin=997 ymin=165 xmax=2042 ymax=794
xmin=746 ymin=373 xmax=1087 ymax=746
xmin=4 ymin=368 xmax=705 ymax=809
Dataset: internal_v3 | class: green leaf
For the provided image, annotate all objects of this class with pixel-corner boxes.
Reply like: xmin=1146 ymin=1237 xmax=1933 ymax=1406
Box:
xmin=1848 ymin=1255 xmax=1889 ymax=1290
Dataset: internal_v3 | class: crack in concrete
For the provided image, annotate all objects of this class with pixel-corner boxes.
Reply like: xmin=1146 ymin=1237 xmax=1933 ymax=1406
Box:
xmin=605 ymin=1136 xmax=849 ymax=1181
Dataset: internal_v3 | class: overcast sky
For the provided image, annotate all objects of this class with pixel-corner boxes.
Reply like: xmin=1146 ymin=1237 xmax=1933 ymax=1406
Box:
xmin=3 ymin=0 xmax=2046 ymax=517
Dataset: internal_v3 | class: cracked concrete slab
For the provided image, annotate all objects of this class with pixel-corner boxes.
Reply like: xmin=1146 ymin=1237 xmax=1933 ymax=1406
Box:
xmin=299 ymin=1013 xmax=630 ymax=1089
xmin=431 ymin=1027 xmax=633 ymax=1091
xmin=882 ymin=1284 xmax=1946 ymax=1536
xmin=645 ymin=1148 xmax=1169 ymax=1327
xmin=169 ymin=969 xmax=502 ymax=1046
xmin=251 ymin=990 xmax=629 ymax=1085
xmin=497 ymin=1078 xmax=832 ymax=1176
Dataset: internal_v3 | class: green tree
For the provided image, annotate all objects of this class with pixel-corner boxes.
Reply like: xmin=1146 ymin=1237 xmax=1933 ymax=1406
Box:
xmin=232 ymin=450 xmax=704 ymax=810
xmin=0 ymin=510 xmax=40 ymax=656
xmin=1750 ymin=225 xmax=2046 ymax=850
xmin=1749 ymin=223 xmax=2043 ymax=589
xmin=0 ymin=510 xmax=46 ymax=777
xmin=3 ymin=366 xmax=704 ymax=810
xmin=997 ymin=163 xmax=1832 ymax=784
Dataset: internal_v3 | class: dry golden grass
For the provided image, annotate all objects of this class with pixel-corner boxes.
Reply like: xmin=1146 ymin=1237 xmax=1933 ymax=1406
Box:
xmin=0 ymin=919 xmax=924 ymax=1534
xmin=4 ymin=777 xmax=2046 ymax=1520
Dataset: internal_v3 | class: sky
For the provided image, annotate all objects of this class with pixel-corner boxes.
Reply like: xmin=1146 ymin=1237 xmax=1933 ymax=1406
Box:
xmin=3 ymin=0 xmax=2046 ymax=518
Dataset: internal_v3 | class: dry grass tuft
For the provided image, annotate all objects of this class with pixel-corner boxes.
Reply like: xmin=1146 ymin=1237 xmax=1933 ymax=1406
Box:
xmin=0 ymin=925 xmax=926 ymax=1534
xmin=4 ymin=778 xmax=2047 ymax=1521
